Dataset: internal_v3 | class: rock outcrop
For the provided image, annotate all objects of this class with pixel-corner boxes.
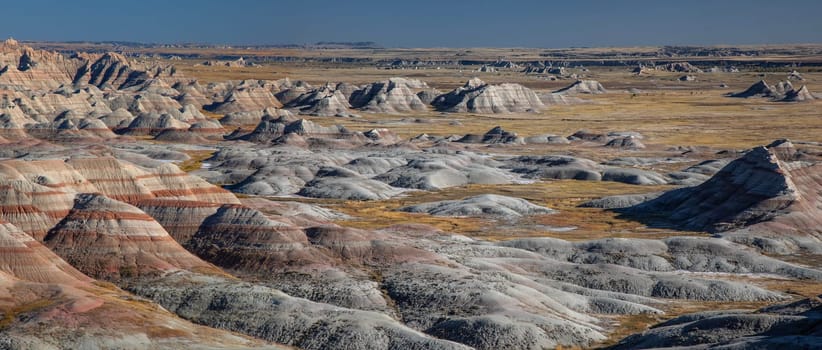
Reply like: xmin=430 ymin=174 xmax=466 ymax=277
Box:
xmin=0 ymin=156 xmax=238 ymax=240
xmin=507 ymin=155 xmax=669 ymax=185
xmin=621 ymin=140 xmax=822 ymax=237
xmin=524 ymin=133 xmax=570 ymax=144
xmin=205 ymin=87 xmax=282 ymax=113
xmin=374 ymin=154 xmax=515 ymax=190
xmin=120 ymin=112 xmax=190 ymax=136
xmin=781 ymin=85 xmax=816 ymax=102
xmin=44 ymin=193 xmax=221 ymax=281
xmin=220 ymin=107 xmax=293 ymax=127
xmin=109 ymin=92 xmax=183 ymax=114
xmin=605 ymin=135 xmax=646 ymax=149
xmin=729 ymin=80 xmax=815 ymax=102
xmin=130 ymin=273 xmax=470 ymax=350
xmin=432 ymin=78 xmax=544 ymax=113
xmin=0 ymin=218 xmax=91 ymax=284
xmin=349 ymin=78 xmax=429 ymax=113
xmin=622 ymin=145 xmax=790 ymax=230
xmin=457 ymin=126 xmax=524 ymax=144
xmin=788 ymin=70 xmax=805 ymax=81
xmin=298 ymin=166 xmax=402 ymax=200
xmin=729 ymin=80 xmax=777 ymax=98
xmin=608 ymin=294 xmax=822 ymax=349
xmin=238 ymin=116 xmax=359 ymax=144
xmin=2 ymin=41 xmax=181 ymax=92
xmin=655 ymin=62 xmax=703 ymax=73
xmin=0 ymin=41 xmax=83 ymax=90
xmin=553 ymin=80 xmax=607 ymax=95
xmin=0 ymin=270 xmax=283 ymax=349
xmin=80 ymin=52 xmax=141 ymax=89
xmin=400 ymin=194 xmax=555 ymax=218
xmin=288 ymin=85 xmax=353 ymax=117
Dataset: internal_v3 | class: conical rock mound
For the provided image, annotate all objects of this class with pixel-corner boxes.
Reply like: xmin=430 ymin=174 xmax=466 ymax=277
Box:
xmin=729 ymin=80 xmax=776 ymax=98
xmin=622 ymin=140 xmax=819 ymax=233
xmin=44 ymin=193 xmax=220 ymax=281
xmin=205 ymin=87 xmax=282 ymax=114
xmin=0 ymin=218 xmax=91 ymax=284
xmin=432 ymin=78 xmax=544 ymax=114
xmin=553 ymin=80 xmax=607 ymax=95
xmin=349 ymin=78 xmax=429 ymax=113
xmin=781 ymin=85 xmax=816 ymax=102
xmin=287 ymin=85 xmax=352 ymax=116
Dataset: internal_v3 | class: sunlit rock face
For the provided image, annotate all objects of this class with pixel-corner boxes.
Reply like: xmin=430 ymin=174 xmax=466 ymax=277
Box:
xmin=432 ymin=78 xmax=545 ymax=113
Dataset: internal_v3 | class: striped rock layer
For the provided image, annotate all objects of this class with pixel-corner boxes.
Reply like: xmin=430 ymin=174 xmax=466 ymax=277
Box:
xmin=0 ymin=156 xmax=238 ymax=240
xmin=45 ymin=193 xmax=221 ymax=280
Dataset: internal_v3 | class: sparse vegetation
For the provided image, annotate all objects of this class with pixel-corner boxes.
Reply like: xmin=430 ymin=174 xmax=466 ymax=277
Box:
xmin=0 ymin=299 xmax=57 ymax=330
xmin=331 ymin=180 xmax=687 ymax=241
xmin=1 ymin=39 xmax=819 ymax=349
xmin=178 ymin=150 xmax=215 ymax=172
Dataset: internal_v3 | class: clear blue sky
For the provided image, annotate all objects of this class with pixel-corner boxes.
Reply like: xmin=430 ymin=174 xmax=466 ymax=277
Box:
xmin=4 ymin=0 xmax=821 ymax=47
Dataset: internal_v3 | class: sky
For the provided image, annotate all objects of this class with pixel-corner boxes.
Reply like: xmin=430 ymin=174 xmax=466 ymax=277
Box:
xmin=3 ymin=0 xmax=821 ymax=48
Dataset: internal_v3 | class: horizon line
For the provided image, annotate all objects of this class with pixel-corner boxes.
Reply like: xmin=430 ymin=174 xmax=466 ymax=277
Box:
xmin=14 ymin=38 xmax=822 ymax=50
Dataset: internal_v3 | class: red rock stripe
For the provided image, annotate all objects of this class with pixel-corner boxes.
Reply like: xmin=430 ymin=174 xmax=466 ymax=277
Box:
xmin=0 ymin=206 xmax=70 ymax=218
xmin=49 ymin=232 xmax=178 ymax=242
xmin=108 ymin=194 xmax=156 ymax=202
xmin=151 ymin=188 xmax=231 ymax=197
xmin=134 ymin=199 xmax=223 ymax=208
xmin=0 ymin=186 xmax=67 ymax=195
xmin=67 ymin=211 xmax=156 ymax=221
xmin=135 ymin=173 xmax=191 ymax=179
xmin=0 ymin=247 xmax=37 ymax=253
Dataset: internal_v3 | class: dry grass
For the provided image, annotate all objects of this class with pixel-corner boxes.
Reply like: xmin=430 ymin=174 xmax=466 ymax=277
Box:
xmin=91 ymin=280 xmax=121 ymax=291
xmin=178 ymin=150 xmax=215 ymax=172
xmin=9 ymin=44 xmax=812 ymax=345
xmin=169 ymin=51 xmax=822 ymax=347
xmin=330 ymin=180 xmax=693 ymax=241
xmin=318 ymin=89 xmax=822 ymax=150
xmin=146 ymin=325 xmax=191 ymax=338
xmin=157 ymin=45 xmax=822 ymax=152
xmin=597 ymin=276 xmax=822 ymax=347
xmin=199 ymin=109 xmax=224 ymax=120
xmin=0 ymin=299 xmax=57 ymax=330
xmin=597 ymin=299 xmax=773 ymax=348
xmin=750 ymin=278 xmax=822 ymax=299
xmin=185 ymin=66 xmax=822 ymax=154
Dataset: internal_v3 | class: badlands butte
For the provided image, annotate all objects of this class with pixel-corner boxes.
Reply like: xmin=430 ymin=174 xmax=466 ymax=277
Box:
xmin=0 ymin=38 xmax=820 ymax=349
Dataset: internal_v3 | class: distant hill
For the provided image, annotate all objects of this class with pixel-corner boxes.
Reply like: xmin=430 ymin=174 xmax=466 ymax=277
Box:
xmin=314 ymin=41 xmax=383 ymax=49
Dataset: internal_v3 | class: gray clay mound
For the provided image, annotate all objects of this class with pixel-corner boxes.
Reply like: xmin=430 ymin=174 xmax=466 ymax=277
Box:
xmin=621 ymin=142 xmax=803 ymax=232
xmin=553 ymin=80 xmax=607 ymax=95
xmin=400 ymin=194 xmax=555 ymax=218
xmin=781 ymin=85 xmax=816 ymax=102
xmin=506 ymin=155 xmax=669 ymax=185
xmin=580 ymin=192 xmax=663 ymax=209
xmin=457 ymin=126 xmax=524 ymax=144
xmin=607 ymin=294 xmax=822 ymax=349
xmin=729 ymin=80 xmax=776 ymax=98
xmin=605 ymin=136 xmax=646 ymax=149
xmin=432 ymin=78 xmax=545 ymax=114
xmin=349 ymin=78 xmax=429 ymax=113
xmin=298 ymin=166 xmax=402 ymax=201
